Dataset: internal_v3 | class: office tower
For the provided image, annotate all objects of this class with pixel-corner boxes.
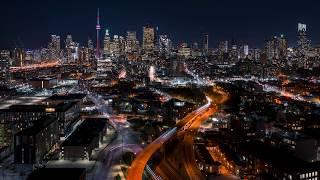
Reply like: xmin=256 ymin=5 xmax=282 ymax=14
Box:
xmin=203 ymin=34 xmax=209 ymax=54
xmin=126 ymin=31 xmax=138 ymax=53
xmin=48 ymin=35 xmax=61 ymax=59
xmin=25 ymin=50 xmax=33 ymax=65
xmin=33 ymin=49 xmax=41 ymax=63
xmin=143 ymin=26 xmax=155 ymax=53
xmin=178 ymin=43 xmax=191 ymax=58
xmin=86 ymin=38 xmax=95 ymax=67
xmin=191 ymin=42 xmax=201 ymax=57
xmin=88 ymin=38 xmax=94 ymax=51
xmin=64 ymin=35 xmax=79 ymax=64
xmin=159 ymin=35 xmax=172 ymax=56
xmin=110 ymin=35 xmax=120 ymax=57
xmin=103 ymin=29 xmax=112 ymax=55
xmin=65 ymin=35 xmax=73 ymax=47
xmin=244 ymin=45 xmax=249 ymax=57
xmin=96 ymin=8 xmax=101 ymax=59
xmin=265 ymin=35 xmax=287 ymax=61
xmin=219 ymin=40 xmax=228 ymax=53
xmin=279 ymin=34 xmax=288 ymax=58
xmin=119 ymin=36 xmax=126 ymax=56
xmin=297 ymin=23 xmax=311 ymax=57
xmin=13 ymin=48 xmax=26 ymax=66
xmin=0 ymin=51 xmax=11 ymax=85
xmin=96 ymin=56 xmax=113 ymax=80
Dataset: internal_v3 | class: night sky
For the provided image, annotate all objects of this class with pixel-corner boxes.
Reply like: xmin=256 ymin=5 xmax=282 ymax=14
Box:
xmin=1 ymin=0 xmax=319 ymax=49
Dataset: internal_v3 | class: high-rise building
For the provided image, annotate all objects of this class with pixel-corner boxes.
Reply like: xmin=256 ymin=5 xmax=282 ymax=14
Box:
xmin=25 ymin=50 xmax=33 ymax=65
xmin=0 ymin=58 xmax=10 ymax=85
xmin=88 ymin=38 xmax=94 ymax=51
xmin=103 ymin=29 xmax=112 ymax=55
xmin=126 ymin=31 xmax=138 ymax=53
xmin=13 ymin=48 xmax=26 ymax=66
xmin=297 ymin=23 xmax=311 ymax=57
xmin=279 ymin=34 xmax=288 ymax=58
xmin=159 ymin=35 xmax=172 ymax=56
xmin=265 ymin=35 xmax=288 ymax=61
xmin=119 ymin=36 xmax=126 ymax=56
xmin=178 ymin=43 xmax=191 ymax=58
xmin=143 ymin=26 xmax=155 ymax=53
xmin=96 ymin=56 xmax=113 ymax=81
xmin=219 ymin=40 xmax=228 ymax=53
xmin=48 ymin=35 xmax=61 ymax=59
xmin=96 ymin=8 xmax=101 ymax=59
xmin=87 ymin=38 xmax=96 ymax=67
xmin=65 ymin=35 xmax=73 ymax=47
xmin=110 ymin=35 xmax=120 ymax=57
xmin=203 ymin=34 xmax=209 ymax=54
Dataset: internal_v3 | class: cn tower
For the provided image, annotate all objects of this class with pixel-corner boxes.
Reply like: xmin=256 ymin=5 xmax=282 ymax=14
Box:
xmin=96 ymin=8 xmax=101 ymax=59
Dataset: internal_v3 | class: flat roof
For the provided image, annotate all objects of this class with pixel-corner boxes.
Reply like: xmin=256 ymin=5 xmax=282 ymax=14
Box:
xmin=0 ymin=96 xmax=47 ymax=110
xmin=0 ymin=101 xmax=78 ymax=113
xmin=27 ymin=168 xmax=85 ymax=180
xmin=62 ymin=118 xmax=107 ymax=147
xmin=47 ymin=93 xmax=86 ymax=101
xmin=15 ymin=115 xmax=57 ymax=136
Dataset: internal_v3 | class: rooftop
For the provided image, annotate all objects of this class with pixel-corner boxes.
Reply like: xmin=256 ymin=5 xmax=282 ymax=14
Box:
xmin=62 ymin=118 xmax=107 ymax=146
xmin=15 ymin=115 xmax=57 ymax=136
xmin=27 ymin=168 xmax=85 ymax=180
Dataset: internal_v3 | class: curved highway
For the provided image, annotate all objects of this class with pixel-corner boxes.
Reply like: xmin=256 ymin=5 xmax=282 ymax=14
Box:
xmin=127 ymin=93 xmax=226 ymax=180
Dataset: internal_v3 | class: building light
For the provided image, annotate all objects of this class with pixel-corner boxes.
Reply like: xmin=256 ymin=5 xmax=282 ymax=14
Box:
xmin=45 ymin=108 xmax=56 ymax=113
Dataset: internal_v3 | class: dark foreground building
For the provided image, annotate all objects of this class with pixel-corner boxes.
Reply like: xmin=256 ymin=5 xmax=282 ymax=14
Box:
xmin=14 ymin=115 xmax=59 ymax=165
xmin=27 ymin=168 xmax=86 ymax=180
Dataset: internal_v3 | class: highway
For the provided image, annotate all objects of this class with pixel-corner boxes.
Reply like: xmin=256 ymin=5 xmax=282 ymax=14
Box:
xmin=127 ymin=89 xmax=228 ymax=180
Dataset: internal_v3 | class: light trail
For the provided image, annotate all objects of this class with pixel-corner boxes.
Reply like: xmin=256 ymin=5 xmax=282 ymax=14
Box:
xmin=10 ymin=60 xmax=61 ymax=72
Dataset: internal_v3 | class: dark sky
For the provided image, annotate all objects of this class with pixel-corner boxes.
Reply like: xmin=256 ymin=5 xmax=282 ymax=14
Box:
xmin=1 ymin=0 xmax=319 ymax=49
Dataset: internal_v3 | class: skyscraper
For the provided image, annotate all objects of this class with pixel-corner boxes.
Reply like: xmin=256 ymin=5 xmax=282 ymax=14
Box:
xmin=103 ymin=29 xmax=111 ymax=55
xmin=143 ymin=26 xmax=155 ymax=53
xmin=96 ymin=8 xmax=101 ymax=59
xmin=159 ymin=35 xmax=172 ymax=56
xmin=126 ymin=31 xmax=138 ymax=53
xmin=279 ymin=34 xmax=288 ymax=58
xmin=219 ymin=40 xmax=228 ymax=53
xmin=297 ymin=23 xmax=311 ymax=57
xmin=0 ymin=55 xmax=10 ymax=85
xmin=203 ymin=34 xmax=209 ymax=54
xmin=48 ymin=35 xmax=61 ymax=60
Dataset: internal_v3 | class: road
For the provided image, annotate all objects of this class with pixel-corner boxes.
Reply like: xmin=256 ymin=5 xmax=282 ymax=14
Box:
xmin=127 ymin=89 xmax=228 ymax=180
xmin=94 ymin=125 xmax=142 ymax=180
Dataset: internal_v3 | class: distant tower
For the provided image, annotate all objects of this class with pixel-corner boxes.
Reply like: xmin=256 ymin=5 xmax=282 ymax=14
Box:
xmin=203 ymin=34 xmax=209 ymax=55
xmin=96 ymin=8 xmax=101 ymax=59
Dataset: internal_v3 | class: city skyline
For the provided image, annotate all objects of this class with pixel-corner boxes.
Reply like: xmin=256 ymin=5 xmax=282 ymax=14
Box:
xmin=1 ymin=0 xmax=320 ymax=49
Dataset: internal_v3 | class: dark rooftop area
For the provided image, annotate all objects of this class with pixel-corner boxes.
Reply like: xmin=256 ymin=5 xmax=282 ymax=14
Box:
xmin=62 ymin=118 xmax=108 ymax=146
xmin=27 ymin=168 xmax=86 ymax=180
xmin=15 ymin=115 xmax=57 ymax=136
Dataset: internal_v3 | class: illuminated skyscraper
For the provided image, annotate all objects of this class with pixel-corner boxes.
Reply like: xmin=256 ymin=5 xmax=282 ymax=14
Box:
xmin=219 ymin=40 xmax=228 ymax=53
xmin=103 ymin=29 xmax=111 ymax=55
xmin=143 ymin=26 xmax=155 ymax=53
xmin=65 ymin=35 xmax=73 ymax=47
xmin=48 ymin=35 xmax=61 ymax=59
xmin=178 ymin=43 xmax=191 ymax=58
xmin=13 ymin=48 xmax=26 ymax=66
xmin=279 ymin=34 xmax=288 ymax=58
xmin=0 ymin=51 xmax=10 ymax=85
xmin=159 ymin=35 xmax=172 ymax=56
xmin=297 ymin=23 xmax=311 ymax=57
xmin=110 ymin=35 xmax=120 ymax=57
xmin=126 ymin=31 xmax=138 ymax=53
